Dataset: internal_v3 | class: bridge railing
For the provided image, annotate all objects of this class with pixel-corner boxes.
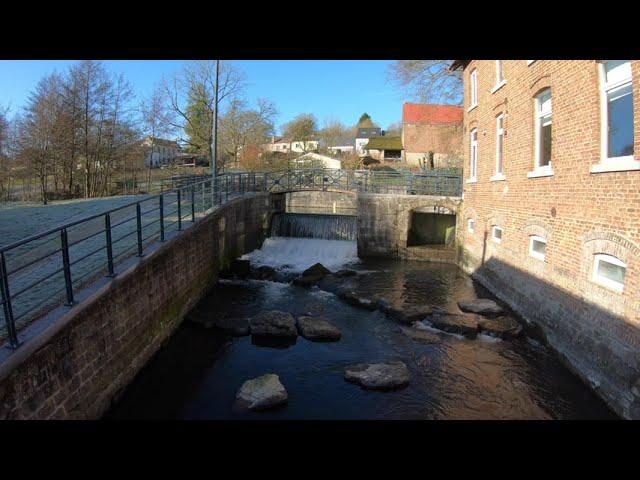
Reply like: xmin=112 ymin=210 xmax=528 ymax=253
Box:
xmin=0 ymin=168 xmax=461 ymax=348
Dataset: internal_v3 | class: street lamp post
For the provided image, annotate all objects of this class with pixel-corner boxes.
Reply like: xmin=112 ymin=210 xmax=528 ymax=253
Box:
xmin=211 ymin=59 xmax=220 ymax=203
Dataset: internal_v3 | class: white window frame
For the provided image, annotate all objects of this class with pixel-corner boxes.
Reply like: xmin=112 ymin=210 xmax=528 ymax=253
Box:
xmin=468 ymin=219 xmax=475 ymax=233
xmin=529 ymin=89 xmax=554 ymax=178
xmin=491 ymin=114 xmax=506 ymax=181
xmin=529 ymin=235 xmax=547 ymax=261
xmin=491 ymin=60 xmax=506 ymax=93
xmin=468 ymin=69 xmax=478 ymax=111
xmin=591 ymin=60 xmax=639 ymax=173
xmin=492 ymin=226 xmax=503 ymax=243
xmin=468 ymin=128 xmax=478 ymax=182
xmin=592 ymin=254 xmax=627 ymax=293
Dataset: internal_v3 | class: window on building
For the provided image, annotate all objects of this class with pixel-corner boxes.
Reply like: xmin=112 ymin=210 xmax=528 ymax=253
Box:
xmin=529 ymin=235 xmax=547 ymax=261
xmin=496 ymin=114 xmax=505 ymax=175
xmin=592 ymin=254 xmax=627 ymax=292
xmin=601 ymin=60 xmax=634 ymax=161
xmin=470 ymin=128 xmax=478 ymax=180
xmin=496 ymin=60 xmax=504 ymax=84
xmin=468 ymin=219 xmax=475 ymax=233
xmin=535 ymin=89 xmax=553 ymax=170
xmin=492 ymin=226 xmax=503 ymax=243
xmin=470 ymin=69 xmax=478 ymax=108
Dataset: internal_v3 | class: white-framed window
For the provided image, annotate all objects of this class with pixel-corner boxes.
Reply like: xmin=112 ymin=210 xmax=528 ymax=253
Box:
xmin=469 ymin=128 xmax=478 ymax=181
xmin=593 ymin=60 xmax=636 ymax=173
xmin=469 ymin=69 xmax=478 ymax=109
xmin=492 ymin=226 xmax=503 ymax=243
xmin=529 ymin=235 xmax=547 ymax=261
xmin=468 ymin=219 xmax=475 ymax=233
xmin=592 ymin=254 xmax=627 ymax=292
xmin=529 ymin=88 xmax=553 ymax=177
xmin=495 ymin=114 xmax=505 ymax=176
xmin=496 ymin=60 xmax=503 ymax=84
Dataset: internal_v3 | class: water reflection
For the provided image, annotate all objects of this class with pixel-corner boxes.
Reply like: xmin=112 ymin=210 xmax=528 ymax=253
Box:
xmin=108 ymin=259 xmax=616 ymax=420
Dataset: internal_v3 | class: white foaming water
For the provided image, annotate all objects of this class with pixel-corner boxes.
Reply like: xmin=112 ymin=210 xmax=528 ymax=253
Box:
xmin=242 ymin=236 xmax=359 ymax=273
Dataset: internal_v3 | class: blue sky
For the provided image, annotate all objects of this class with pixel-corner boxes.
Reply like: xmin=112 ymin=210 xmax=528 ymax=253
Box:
xmin=0 ymin=60 xmax=406 ymax=133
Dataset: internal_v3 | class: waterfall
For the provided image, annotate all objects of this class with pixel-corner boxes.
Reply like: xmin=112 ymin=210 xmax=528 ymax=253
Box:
xmin=270 ymin=213 xmax=357 ymax=241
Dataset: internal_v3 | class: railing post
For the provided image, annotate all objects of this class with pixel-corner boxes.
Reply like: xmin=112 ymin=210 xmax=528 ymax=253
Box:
xmin=60 ymin=229 xmax=74 ymax=306
xmin=225 ymin=175 xmax=229 ymax=203
xmin=264 ymin=172 xmax=267 ymax=192
xmin=201 ymin=181 xmax=205 ymax=213
xmin=0 ymin=252 xmax=19 ymax=349
xmin=191 ymin=186 xmax=196 ymax=222
xmin=136 ymin=203 xmax=144 ymax=257
xmin=177 ymin=189 xmax=182 ymax=231
xmin=105 ymin=213 xmax=115 ymax=277
xmin=159 ymin=195 xmax=165 ymax=242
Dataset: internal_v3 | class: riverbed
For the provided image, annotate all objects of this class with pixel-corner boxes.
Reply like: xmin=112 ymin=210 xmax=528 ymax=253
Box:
xmin=107 ymin=244 xmax=615 ymax=420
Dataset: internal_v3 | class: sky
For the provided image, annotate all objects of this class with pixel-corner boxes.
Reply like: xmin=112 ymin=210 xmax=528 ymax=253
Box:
xmin=0 ymin=60 xmax=407 ymax=134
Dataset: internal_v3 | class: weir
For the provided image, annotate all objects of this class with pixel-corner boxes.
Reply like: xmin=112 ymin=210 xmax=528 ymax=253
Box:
xmin=270 ymin=213 xmax=357 ymax=241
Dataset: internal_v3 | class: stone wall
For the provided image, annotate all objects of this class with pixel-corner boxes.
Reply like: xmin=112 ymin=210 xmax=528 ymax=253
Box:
xmin=284 ymin=190 xmax=357 ymax=215
xmin=0 ymin=194 xmax=272 ymax=420
xmin=357 ymin=193 xmax=462 ymax=261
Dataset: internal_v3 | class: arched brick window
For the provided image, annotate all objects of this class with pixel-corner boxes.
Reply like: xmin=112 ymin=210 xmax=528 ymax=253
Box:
xmin=522 ymin=220 xmax=551 ymax=262
xmin=582 ymin=231 xmax=639 ymax=295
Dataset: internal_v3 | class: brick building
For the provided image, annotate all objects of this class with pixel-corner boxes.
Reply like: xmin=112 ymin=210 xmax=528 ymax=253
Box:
xmin=402 ymin=103 xmax=463 ymax=169
xmin=451 ymin=60 xmax=640 ymax=418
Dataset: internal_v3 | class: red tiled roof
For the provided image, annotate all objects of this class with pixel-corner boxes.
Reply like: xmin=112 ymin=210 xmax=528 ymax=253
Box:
xmin=402 ymin=103 xmax=463 ymax=125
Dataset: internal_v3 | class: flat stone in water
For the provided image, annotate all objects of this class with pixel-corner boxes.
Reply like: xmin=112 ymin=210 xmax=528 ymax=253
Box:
xmin=250 ymin=310 xmax=297 ymax=337
xmin=428 ymin=313 xmax=479 ymax=339
xmin=478 ymin=316 xmax=523 ymax=339
xmin=458 ymin=298 xmax=504 ymax=315
xmin=297 ymin=316 xmax=341 ymax=341
xmin=338 ymin=290 xmax=378 ymax=311
xmin=344 ymin=361 xmax=410 ymax=390
xmin=386 ymin=305 xmax=444 ymax=325
xmin=235 ymin=374 xmax=288 ymax=411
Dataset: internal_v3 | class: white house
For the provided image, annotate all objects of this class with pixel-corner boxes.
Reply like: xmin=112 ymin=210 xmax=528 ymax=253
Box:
xmin=321 ymin=136 xmax=355 ymax=155
xmin=142 ymin=137 xmax=181 ymax=168
xmin=291 ymin=152 xmax=341 ymax=169
xmin=355 ymin=127 xmax=382 ymax=156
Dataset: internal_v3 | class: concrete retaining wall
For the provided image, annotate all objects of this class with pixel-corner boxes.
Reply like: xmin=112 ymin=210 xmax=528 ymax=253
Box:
xmin=357 ymin=193 xmax=462 ymax=261
xmin=0 ymin=194 xmax=272 ymax=420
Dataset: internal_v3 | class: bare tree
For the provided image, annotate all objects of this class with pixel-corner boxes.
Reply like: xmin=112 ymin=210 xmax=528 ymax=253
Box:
xmin=318 ymin=117 xmax=349 ymax=151
xmin=281 ymin=113 xmax=318 ymax=153
xmin=388 ymin=60 xmax=462 ymax=105
xmin=219 ymin=97 xmax=276 ymax=170
xmin=163 ymin=61 xmax=245 ymax=172
xmin=140 ymin=84 xmax=173 ymax=187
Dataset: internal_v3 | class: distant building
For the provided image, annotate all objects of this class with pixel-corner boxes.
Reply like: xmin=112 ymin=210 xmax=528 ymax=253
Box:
xmin=320 ymin=136 xmax=355 ymax=155
xmin=141 ymin=137 xmax=181 ymax=168
xmin=355 ymin=127 xmax=382 ymax=156
xmin=263 ymin=136 xmax=319 ymax=154
xmin=364 ymin=136 xmax=403 ymax=161
xmin=402 ymin=103 xmax=463 ymax=169
xmin=291 ymin=152 xmax=341 ymax=170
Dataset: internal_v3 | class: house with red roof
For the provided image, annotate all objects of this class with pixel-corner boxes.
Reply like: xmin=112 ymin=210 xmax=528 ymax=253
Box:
xmin=402 ymin=103 xmax=463 ymax=169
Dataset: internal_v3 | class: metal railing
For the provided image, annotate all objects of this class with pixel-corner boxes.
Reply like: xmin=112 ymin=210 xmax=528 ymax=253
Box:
xmin=0 ymin=168 xmax=461 ymax=348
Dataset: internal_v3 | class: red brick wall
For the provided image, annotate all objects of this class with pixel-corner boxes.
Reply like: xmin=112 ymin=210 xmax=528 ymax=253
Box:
xmin=457 ymin=60 xmax=640 ymax=418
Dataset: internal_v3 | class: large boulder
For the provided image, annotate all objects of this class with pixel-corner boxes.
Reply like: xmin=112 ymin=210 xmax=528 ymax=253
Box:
xmin=427 ymin=313 xmax=479 ymax=339
xmin=297 ymin=316 xmax=341 ymax=341
xmin=235 ymin=374 xmax=288 ymax=411
xmin=344 ymin=361 xmax=410 ymax=390
xmin=478 ymin=316 xmax=523 ymax=339
xmin=457 ymin=298 xmax=504 ymax=316
xmin=338 ymin=291 xmax=378 ymax=311
xmin=302 ymin=263 xmax=332 ymax=278
xmin=250 ymin=310 xmax=297 ymax=337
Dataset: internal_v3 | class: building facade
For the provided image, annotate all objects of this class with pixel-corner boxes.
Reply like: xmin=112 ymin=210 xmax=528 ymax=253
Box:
xmin=402 ymin=103 xmax=463 ymax=169
xmin=453 ymin=60 xmax=640 ymax=418
xmin=142 ymin=137 xmax=181 ymax=168
xmin=355 ymin=127 xmax=382 ymax=156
